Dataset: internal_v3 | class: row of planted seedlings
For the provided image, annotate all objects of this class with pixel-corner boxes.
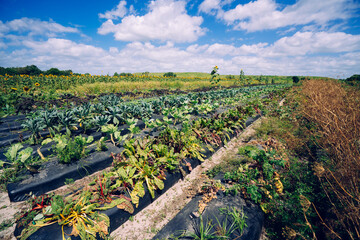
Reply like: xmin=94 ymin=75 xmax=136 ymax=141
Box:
xmin=11 ymin=85 xmax=289 ymax=240
xmin=0 ymin=84 xmax=285 ymax=148
xmin=0 ymin=84 xmax=289 ymax=197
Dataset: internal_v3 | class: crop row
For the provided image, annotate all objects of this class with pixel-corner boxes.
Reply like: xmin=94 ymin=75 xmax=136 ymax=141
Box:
xmin=6 ymin=85 xmax=285 ymax=145
xmin=5 ymin=85 xmax=289 ymax=240
xmin=0 ymin=85 xmax=289 ymax=197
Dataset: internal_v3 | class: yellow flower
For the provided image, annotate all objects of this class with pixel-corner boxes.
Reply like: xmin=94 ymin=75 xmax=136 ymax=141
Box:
xmin=23 ymin=86 xmax=30 ymax=93
xmin=11 ymin=87 xmax=18 ymax=91
xmin=35 ymin=82 xmax=40 ymax=87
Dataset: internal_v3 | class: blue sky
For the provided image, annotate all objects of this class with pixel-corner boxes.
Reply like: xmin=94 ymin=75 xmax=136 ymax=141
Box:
xmin=0 ymin=0 xmax=359 ymax=78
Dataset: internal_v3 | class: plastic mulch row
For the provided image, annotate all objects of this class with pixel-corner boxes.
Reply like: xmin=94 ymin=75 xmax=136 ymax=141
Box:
xmin=13 ymin=115 xmax=261 ymax=240
xmin=7 ymin=143 xmax=124 ymax=202
xmin=5 ymin=113 xmax=260 ymax=202
xmin=152 ymin=190 xmax=264 ymax=240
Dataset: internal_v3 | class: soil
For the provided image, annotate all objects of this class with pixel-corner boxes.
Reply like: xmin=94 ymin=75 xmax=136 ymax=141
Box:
xmin=0 ymin=118 xmax=263 ymax=240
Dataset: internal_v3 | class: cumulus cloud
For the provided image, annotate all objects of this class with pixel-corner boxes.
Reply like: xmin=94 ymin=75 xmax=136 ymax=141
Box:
xmin=98 ymin=1 xmax=127 ymax=20
xmin=1 ymin=30 xmax=359 ymax=78
xmin=98 ymin=0 xmax=206 ymax=43
xmin=200 ymin=0 xmax=357 ymax=32
xmin=198 ymin=0 xmax=222 ymax=15
xmin=0 ymin=18 xmax=81 ymax=49
xmin=23 ymin=38 xmax=105 ymax=57
xmin=268 ymin=31 xmax=360 ymax=56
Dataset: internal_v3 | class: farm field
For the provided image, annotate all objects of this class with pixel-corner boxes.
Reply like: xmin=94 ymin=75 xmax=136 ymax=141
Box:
xmin=0 ymin=73 xmax=359 ymax=240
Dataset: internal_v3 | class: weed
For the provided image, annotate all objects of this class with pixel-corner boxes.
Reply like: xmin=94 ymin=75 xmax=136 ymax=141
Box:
xmin=64 ymin=178 xmax=74 ymax=185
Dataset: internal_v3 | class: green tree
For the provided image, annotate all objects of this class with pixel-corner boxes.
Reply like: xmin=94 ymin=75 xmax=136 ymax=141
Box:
xmin=292 ymin=76 xmax=300 ymax=84
xmin=163 ymin=72 xmax=176 ymax=77
xmin=46 ymin=68 xmax=62 ymax=75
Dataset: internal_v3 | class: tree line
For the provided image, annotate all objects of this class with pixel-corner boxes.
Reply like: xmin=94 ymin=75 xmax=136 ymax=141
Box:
xmin=0 ymin=65 xmax=73 ymax=76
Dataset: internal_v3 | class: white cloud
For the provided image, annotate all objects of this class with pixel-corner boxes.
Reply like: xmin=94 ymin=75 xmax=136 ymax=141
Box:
xmin=99 ymin=1 xmax=127 ymax=20
xmin=202 ymin=0 xmax=357 ymax=32
xmin=23 ymin=38 xmax=105 ymax=57
xmin=98 ymin=0 xmax=206 ymax=43
xmin=0 ymin=18 xmax=79 ymax=36
xmin=198 ymin=0 xmax=221 ymax=15
xmin=268 ymin=31 xmax=360 ymax=56
xmin=1 ymin=30 xmax=359 ymax=78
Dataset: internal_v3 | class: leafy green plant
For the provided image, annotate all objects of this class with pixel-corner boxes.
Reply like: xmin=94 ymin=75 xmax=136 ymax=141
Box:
xmin=159 ymin=126 xmax=205 ymax=162
xmin=42 ymin=134 xmax=93 ymax=164
xmin=73 ymin=103 xmax=93 ymax=132
xmin=64 ymin=178 xmax=74 ymax=185
xmin=38 ymin=109 xmax=58 ymax=138
xmin=56 ymin=110 xmax=77 ymax=136
xmin=0 ymin=143 xmax=37 ymax=170
xmin=119 ymin=138 xmax=165 ymax=206
xmin=111 ymin=165 xmax=136 ymax=194
xmin=92 ymin=115 xmax=110 ymax=130
xmin=101 ymin=124 xmax=127 ymax=146
xmin=246 ymin=184 xmax=262 ymax=203
xmin=152 ymin=143 xmax=180 ymax=171
xmin=21 ymin=117 xmax=45 ymax=144
xmin=104 ymin=106 xmax=124 ymax=125
xmin=96 ymin=137 xmax=108 ymax=152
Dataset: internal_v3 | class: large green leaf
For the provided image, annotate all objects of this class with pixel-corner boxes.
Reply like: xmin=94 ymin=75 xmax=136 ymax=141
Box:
xmin=86 ymin=135 xmax=94 ymax=144
xmin=41 ymin=138 xmax=53 ymax=146
xmin=18 ymin=147 xmax=33 ymax=163
xmin=4 ymin=143 xmax=23 ymax=162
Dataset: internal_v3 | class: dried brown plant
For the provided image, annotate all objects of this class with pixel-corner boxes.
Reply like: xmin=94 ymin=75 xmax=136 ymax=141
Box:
xmin=300 ymin=79 xmax=360 ymax=239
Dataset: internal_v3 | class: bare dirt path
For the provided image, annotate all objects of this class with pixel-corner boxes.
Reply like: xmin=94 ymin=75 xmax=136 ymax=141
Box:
xmin=110 ymin=118 xmax=262 ymax=240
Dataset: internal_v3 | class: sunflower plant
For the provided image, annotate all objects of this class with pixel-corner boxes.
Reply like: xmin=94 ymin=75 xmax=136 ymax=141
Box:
xmin=210 ymin=66 xmax=220 ymax=85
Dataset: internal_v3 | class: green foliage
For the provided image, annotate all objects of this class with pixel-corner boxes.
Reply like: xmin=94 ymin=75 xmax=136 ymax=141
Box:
xmin=119 ymin=72 xmax=133 ymax=77
xmin=64 ymin=178 xmax=74 ymax=185
xmin=246 ymin=184 xmax=262 ymax=203
xmin=238 ymin=145 xmax=261 ymax=159
xmin=163 ymin=72 xmax=177 ymax=77
xmin=43 ymin=134 xmax=93 ymax=164
xmin=210 ymin=66 xmax=220 ymax=85
xmin=238 ymin=69 xmax=245 ymax=85
xmin=219 ymin=207 xmax=247 ymax=237
xmin=292 ymin=76 xmax=300 ymax=83
xmin=1 ymin=143 xmax=37 ymax=169
xmin=96 ymin=137 xmax=108 ymax=152
xmin=21 ymin=117 xmax=45 ymax=144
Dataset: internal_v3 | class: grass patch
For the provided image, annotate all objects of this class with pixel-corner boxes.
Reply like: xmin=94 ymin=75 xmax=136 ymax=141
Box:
xmin=59 ymin=80 xmax=238 ymax=95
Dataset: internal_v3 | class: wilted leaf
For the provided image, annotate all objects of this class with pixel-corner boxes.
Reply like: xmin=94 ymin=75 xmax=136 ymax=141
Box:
xmin=154 ymin=177 xmax=164 ymax=190
xmin=70 ymin=225 xmax=80 ymax=237
xmin=117 ymin=200 xmax=134 ymax=214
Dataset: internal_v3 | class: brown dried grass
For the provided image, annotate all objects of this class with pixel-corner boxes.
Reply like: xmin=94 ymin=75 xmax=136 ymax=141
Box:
xmin=300 ymin=79 xmax=360 ymax=239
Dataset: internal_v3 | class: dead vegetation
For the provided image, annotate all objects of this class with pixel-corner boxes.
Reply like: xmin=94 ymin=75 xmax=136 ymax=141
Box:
xmin=300 ymin=79 xmax=360 ymax=239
